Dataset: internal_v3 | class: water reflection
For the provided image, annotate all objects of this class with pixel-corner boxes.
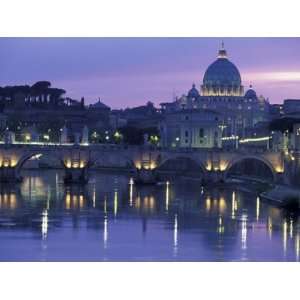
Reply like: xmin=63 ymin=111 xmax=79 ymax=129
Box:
xmin=241 ymin=214 xmax=248 ymax=250
xmin=256 ymin=197 xmax=260 ymax=221
xmin=0 ymin=192 xmax=17 ymax=210
xmin=41 ymin=209 xmax=48 ymax=240
xmin=173 ymin=214 xmax=178 ymax=257
xmin=0 ymin=169 xmax=299 ymax=261
xmin=165 ymin=181 xmax=170 ymax=212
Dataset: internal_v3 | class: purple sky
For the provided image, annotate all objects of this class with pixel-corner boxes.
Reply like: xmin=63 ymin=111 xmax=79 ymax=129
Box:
xmin=1 ymin=38 xmax=300 ymax=108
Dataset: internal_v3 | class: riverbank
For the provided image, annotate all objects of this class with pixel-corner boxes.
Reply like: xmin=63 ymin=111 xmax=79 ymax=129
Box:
xmin=225 ymin=177 xmax=300 ymax=208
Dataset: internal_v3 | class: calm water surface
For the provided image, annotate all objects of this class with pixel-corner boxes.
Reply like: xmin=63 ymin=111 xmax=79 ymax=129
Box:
xmin=0 ymin=170 xmax=299 ymax=261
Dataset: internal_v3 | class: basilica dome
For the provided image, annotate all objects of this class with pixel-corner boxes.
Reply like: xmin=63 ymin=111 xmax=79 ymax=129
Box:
xmin=201 ymin=44 xmax=244 ymax=97
xmin=203 ymin=57 xmax=241 ymax=87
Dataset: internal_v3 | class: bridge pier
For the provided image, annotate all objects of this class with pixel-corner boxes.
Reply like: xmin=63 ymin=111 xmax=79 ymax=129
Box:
xmin=134 ymin=168 xmax=157 ymax=185
xmin=207 ymin=170 xmax=225 ymax=183
xmin=63 ymin=167 xmax=89 ymax=184
xmin=0 ymin=167 xmax=22 ymax=183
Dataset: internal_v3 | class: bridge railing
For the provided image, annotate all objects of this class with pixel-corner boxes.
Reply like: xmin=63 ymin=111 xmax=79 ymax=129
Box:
xmin=0 ymin=141 xmax=283 ymax=155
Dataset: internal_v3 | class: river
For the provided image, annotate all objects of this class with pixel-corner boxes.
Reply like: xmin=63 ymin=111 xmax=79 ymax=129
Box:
xmin=0 ymin=170 xmax=298 ymax=261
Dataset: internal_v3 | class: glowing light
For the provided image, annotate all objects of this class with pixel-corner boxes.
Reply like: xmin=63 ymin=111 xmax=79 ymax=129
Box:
xmin=289 ymin=219 xmax=293 ymax=238
xmin=231 ymin=191 xmax=237 ymax=219
xmin=206 ymin=161 xmax=212 ymax=171
xmin=221 ymin=135 xmax=239 ymax=141
xmin=149 ymin=161 xmax=156 ymax=170
xmin=239 ymin=136 xmax=270 ymax=143
xmin=256 ymin=197 xmax=260 ymax=221
xmin=93 ymin=185 xmax=96 ymax=208
xmin=149 ymin=196 xmax=155 ymax=210
xmin=165 ymin=181 xmax=170 ymax=212
xmin=65 ymin=192 xmax=71 ymax=209
xmin=129 ymin=178 xmax=134 ymax=206
xmin=29 ymin=154 xmax=42 ymax=160
xmin=206 ymin=197 xmax=211 ymax=212
xmin=275 ymin=165 xmax=284 ymax=173
xmin=9 ymin=194 xmax=17 ymax=209
xmin=104 ymin=196 xmax=107 ymax=214
xmin=173 ymin=214 xmax=178 ymax=256
xmin=241 ymin=214 xmax=247 ymax=250
xmin=0 ymin=193 xmax=17 ymax=209
xmin=268 ymin=217 xmax=273 ymax=240
xmin=114 ymin=189 xmax=118 ymax=217
xmin=65 ymin=160 xmax=72 ymax=168
xmin=79 ymin=195 xmax=84 ymax=209
xmin=103 ymin=216 xmax=108 ymax=249
xmin=41 ymin=209 xmax=48 ymax=240
xmin=217 ymin=216 xmax=225 ymax=234
xmin=25 ymin=134 xmax=31 ymax=142
xmin=0 ymin=156 xmax=17 ymax=167
xmin=219 ymin=196 xmax=226 ymax=214
xmin=135 ymin=162 xmax=142 ymax=169
xmin=3 ymin=159 xmax=9 ymax=167
xmin=283 ymin=220 xmax=288 ymax=255
xmin=219 ymin=161 xmax=227 ymax=171
xmin=72 ymin=195 xmax=78 ymax=208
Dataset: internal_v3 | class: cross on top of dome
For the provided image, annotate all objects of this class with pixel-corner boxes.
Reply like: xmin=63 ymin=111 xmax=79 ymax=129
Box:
xmin=217 ymin=41 xmax=228 ymax=59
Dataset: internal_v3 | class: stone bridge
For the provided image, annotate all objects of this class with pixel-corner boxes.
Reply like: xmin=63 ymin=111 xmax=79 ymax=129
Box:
xmin=0 ymin=143 xmax=288 ymax=184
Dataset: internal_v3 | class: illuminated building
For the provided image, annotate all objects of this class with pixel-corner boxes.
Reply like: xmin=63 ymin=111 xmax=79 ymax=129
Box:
xmin=160 ymin=43 xmax=271 ymax=143
xmin=159 ymin=109 xmax=222 ymax=148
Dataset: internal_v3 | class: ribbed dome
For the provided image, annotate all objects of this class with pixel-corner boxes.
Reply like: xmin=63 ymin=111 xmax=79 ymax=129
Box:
xmin=203 ymin=57 xmax=241 ymax=87
xmin=201 ymin=44 xmax=243 ymax=97
xmin=244 ymin=85 xmax=257 ymax=99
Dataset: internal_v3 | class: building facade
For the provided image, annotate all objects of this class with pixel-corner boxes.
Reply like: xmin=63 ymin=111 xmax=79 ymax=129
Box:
xmin=159 ymin=109 xmax=222 ymax=148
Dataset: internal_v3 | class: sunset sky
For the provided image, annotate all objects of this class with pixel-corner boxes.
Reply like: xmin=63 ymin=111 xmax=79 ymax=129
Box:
xmin=1 ymin=37 xmax=300 ymax=108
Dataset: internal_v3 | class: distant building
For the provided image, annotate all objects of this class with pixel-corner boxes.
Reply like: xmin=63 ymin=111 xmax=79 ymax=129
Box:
xmin=114 ymin=101 xmax=161 ymax=129
xmin=283 ymin=99 xmax=300 ymax=114
xmin=269 ymin=104 xmax=283 ymax=119
xmin=0 ymin=113 xmax=7 ymax=131
xmin=159 ymin=109 xmax=221 ymax=148
xmin=0 ymin=82 xmax=111 ymax=142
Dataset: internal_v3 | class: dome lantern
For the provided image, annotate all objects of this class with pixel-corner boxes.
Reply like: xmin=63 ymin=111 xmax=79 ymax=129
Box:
xmin=217 ymin=41 xmax=227 ymax=59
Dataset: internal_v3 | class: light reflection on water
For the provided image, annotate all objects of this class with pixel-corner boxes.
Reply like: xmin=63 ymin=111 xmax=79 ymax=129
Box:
xmin=0 ymin=169 xmax=299 ymax=261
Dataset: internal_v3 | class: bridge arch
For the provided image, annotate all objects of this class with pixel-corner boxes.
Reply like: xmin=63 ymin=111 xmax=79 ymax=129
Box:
xmin=16 ymin=152 xmax=65 ymax=175
xmin=224 ymin=155 xmax=277 ymax=182
xmin=157 ymin=155 xmax=207 ymax=176
xmin=90 ymin=154 xmax=136 ymax=170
